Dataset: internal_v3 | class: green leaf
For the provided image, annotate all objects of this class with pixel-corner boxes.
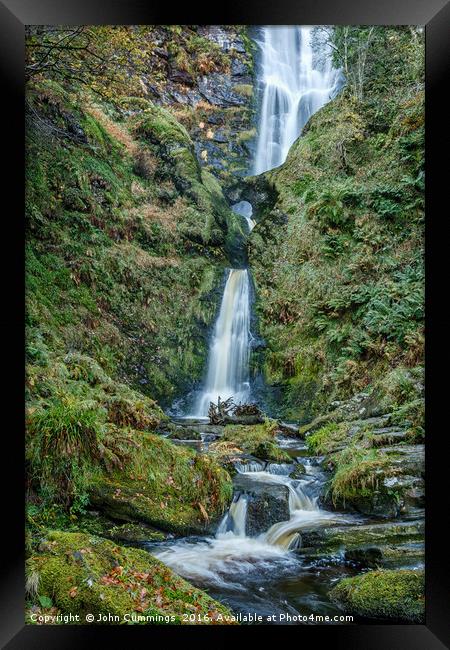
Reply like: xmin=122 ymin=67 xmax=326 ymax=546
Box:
xmin=38 ymin=595 xmax=53 ymax=609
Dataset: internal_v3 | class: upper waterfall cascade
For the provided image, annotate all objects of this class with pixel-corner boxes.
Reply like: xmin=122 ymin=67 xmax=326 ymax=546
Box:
xmin=253 ymin=26 xmax=342 ymax=175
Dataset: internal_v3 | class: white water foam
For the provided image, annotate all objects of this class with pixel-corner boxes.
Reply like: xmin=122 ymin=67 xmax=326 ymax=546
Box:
xmin=194 ymin=269 xmax=252 ymax=416
xmin=253 ymin=26 xmax=342 ymax=174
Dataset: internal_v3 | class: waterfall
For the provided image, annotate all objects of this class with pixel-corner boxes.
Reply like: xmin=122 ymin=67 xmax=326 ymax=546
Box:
xmin=195 ymin=269 xmax=252 ymax=416
xmin=150 ymin=467 xmax=343 ymax=584
xmin=252 ymin=26 xmax=342 ymax=174
xmin=217 ymin=495 xmax=248 ymax=537
xmin=189 ymin=27 xmax=340 ymax=419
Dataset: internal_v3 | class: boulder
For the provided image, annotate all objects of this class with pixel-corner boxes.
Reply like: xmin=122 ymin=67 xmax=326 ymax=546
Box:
xmin=89 ymin=432 xmax=232 ymax=537
xmin=198 ymin=74 xmax=246 ymax=107
xmin=330 ymin=569 xmax=424 ymax=623
xmin=233 ymin=473 xmax=290 ymax=536
xmin=289 ymin=463 xmax=307 ymax=479
xmin=168 ymin=427 xmax=201 ymax=441
xmin=252 ymin=441 xmax=292 ymax=463
xmin=299 ymin=519 xmax=425 ymax=569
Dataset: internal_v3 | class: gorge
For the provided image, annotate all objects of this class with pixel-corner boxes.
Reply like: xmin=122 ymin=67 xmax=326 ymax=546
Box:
xmin=25 ymin=25 xmax=425 ymax=625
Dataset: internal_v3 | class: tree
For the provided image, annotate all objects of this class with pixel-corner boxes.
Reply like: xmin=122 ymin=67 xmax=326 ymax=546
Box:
xmin=312 ymin=26 xmax=424 ymax=102
xmin=313 ymin=26 xmax=375 ymax=101
xmin=25 ymin=26 xmax=157 ymax=100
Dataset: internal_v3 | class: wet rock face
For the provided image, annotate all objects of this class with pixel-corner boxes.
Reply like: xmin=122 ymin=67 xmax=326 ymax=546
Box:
xmin=141 ymin=26 xmax=256 ymax=181
xmin=198 ymin=74 xmax=246 ymax=108
xmin=300 ymin=519 xmax=425 ymax=569
xmin=233 ymin=474 xmax=290 ymax=536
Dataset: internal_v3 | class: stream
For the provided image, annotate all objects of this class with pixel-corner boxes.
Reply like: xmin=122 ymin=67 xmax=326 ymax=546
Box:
xmin=147 ymin=431 xmax=423 ymax=623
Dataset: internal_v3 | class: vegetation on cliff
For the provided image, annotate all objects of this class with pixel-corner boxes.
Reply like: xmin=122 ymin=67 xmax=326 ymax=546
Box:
xmin=249 ymin=27 xmax=424 ymax=423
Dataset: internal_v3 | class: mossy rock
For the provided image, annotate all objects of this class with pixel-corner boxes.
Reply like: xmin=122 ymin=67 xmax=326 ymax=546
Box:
xmin=325 ymin=489 xmax=401 ymax=519
xmin=168 ymin=428 xmax=202 ymax=441
xmin=330 ymin=569 xmax=424 ymax=623
xmin=79 ymin=513 xmax=168 ymax=545
xmin=89 ymin=432 xmax=232 ymax=536
xmin=289 ymin=463 xmax=306 ymax=479
xmin=27 ymin=530 xmax=235 ymax=624
xmin=252 ymin=441 xmax=291 ymax=463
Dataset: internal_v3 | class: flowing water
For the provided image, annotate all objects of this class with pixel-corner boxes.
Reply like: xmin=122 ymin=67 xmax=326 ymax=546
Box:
xmin=147 ymin=438 xmax=357 ymax=620
xmin=252 ymin=25 xmax=342 ymax=174
xmin=194 ymin=269 xmax=252 ymax=417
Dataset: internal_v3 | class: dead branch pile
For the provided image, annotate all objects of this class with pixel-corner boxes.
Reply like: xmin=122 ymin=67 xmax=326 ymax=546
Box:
xmin=208 ymin=396 xmax=263 ymax=425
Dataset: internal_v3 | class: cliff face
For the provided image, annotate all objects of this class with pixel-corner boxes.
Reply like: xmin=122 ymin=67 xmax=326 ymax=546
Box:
xmin=132 ymin=26 xmax=257 ymax=182
xmin=26 ymin=26 xmax=255 ymax=409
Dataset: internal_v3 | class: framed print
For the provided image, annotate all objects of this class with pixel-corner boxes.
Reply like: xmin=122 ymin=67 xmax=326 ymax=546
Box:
xmin=0 ymin=0 xmax=448 ymax=647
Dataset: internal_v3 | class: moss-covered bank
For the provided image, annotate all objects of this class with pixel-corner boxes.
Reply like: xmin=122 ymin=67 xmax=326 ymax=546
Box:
xmin=26 ymin=531 xmax=236 ymax=624
xmin=89 ymin=431 xmax=232 ymax=536
xmin=330 ymin=569 xmax=424 ymax=623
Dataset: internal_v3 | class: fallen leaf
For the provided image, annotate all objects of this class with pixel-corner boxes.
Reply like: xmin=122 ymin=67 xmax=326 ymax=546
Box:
xmin=198 ymin=502 xmax=209 ymax=522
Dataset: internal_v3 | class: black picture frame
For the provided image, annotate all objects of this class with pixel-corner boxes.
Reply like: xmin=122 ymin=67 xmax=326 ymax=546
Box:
xmin=1 ymin=0 xmax=448 ymax=647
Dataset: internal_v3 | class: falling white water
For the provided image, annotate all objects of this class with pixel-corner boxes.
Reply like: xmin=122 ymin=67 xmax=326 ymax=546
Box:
xmin=217 ymin=495 xmax=248 ymax=537
xmin=252 ymin=26 xmax=342 ymax=174
xmin=151 ymin=468 xmax=344 ymax=585
xmin=195 ymin=269 xmax=252 ymax=417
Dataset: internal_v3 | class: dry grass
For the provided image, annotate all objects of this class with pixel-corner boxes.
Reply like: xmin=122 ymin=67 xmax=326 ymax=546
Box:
xmin=84 ymin=103 xmax=138 ymax=156
xmin=108 ymin=242 xmax=179 ymax=269
xmin=130 ymin=196 xmax=189 ymax=234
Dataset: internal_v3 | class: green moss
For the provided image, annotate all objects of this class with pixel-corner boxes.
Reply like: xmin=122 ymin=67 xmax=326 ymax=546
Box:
xmin=330 ymin=569 xmax=424 ymax=622
xmin=214 ymin=421 xmax=290 ymax=462
xmin=306 ymin=422 xmax=349 ymax=454
xmin=27 ymin=530 xmax=235 ymax=624
xmin=134 ymin=102 xmax=192 ymax=149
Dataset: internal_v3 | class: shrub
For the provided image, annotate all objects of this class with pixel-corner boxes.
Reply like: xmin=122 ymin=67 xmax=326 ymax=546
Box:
xmin=306 ymin=422 xmax=348 ymax=455
xmin=104 ymin=394 xmax=160 ymax=430
xmin=26 ymin=396 xmax=106 ymax=509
